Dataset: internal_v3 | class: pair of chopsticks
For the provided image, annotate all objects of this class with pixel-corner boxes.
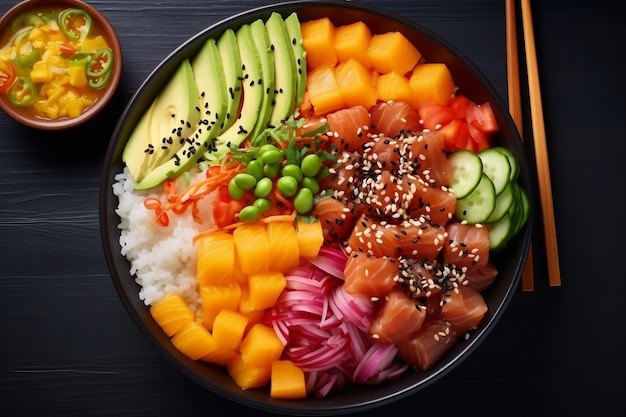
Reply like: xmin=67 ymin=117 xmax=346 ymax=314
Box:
xmin=505 ymin=0 xmax=561 ymax=290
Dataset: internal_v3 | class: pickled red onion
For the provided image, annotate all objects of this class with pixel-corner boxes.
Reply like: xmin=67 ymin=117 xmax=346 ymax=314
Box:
xmin=265 ymin=251 xmax=408 ymax=398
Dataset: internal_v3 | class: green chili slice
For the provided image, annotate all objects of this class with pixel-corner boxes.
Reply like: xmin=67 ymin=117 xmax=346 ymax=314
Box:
xmin=15 ymin=45 xmax=39 ymax=68
xmin=8 ymin=76 xmax=37 ymax=107
xmin=69 ymin=52 xmax=91 ymax=67
xmin=88 ymin=70 xmax=111 ymax=89
xmin=11 ymin=13 xmax=46 ymax=33
xmin=86 ymin=48 xmax=113 ymax=78
xmin=58 ymin=8 xmax=92 ymax=41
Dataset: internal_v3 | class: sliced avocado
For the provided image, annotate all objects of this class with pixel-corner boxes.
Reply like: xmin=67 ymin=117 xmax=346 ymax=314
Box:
xmin=191 ymin=37 xmax=228 ymax=140
xmin=204 ymin=23 xmax=265 ymax=163
xmin=284 ymin=12 xmax=307 ymax=109
xmin=265 ymin=12 xmax=297 ymax=127
xmin=133 ymin=39 xmax=228 ymax=190
xmin=217 ymin=28 xmax=243 ymax=132
xmin=122 ymin=59 xmax=200 ymax=182
xmin=146 ymin=59 xmax=200 ymax=171
xmin=249 ymin=18 xmax=275 ymax=144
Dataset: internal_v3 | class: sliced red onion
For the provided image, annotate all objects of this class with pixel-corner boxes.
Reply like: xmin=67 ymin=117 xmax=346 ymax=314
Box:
xmin=304 ymin=245 xmax=348 ymax=279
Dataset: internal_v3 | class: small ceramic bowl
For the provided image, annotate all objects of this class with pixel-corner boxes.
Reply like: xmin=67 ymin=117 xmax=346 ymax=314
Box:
xmin=0 ymin=0 xmax=122 ymax=130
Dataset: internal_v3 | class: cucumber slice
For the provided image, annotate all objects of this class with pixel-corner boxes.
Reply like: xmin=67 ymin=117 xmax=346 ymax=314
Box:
xmin=512 ymin=185 xmax=530 ymax=235
xmin=455 ymin=173 xmax=496 ymax=224
xmin=493 ymin=146 xmax=520 ymax=183
xmin=487 ymin=213 xmax=513 ymax=251
xmin=485 ymin=182 xmax=514 ymax=223
xmin=448 ymin=149 xmax=483 ymax=199
xmin=478 ymin=147 xmax=511 ymax=196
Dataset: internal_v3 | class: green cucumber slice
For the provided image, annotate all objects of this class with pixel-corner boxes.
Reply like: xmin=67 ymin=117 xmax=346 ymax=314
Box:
xmin=492 ymin=146 xmax=520 ymax=183
xmin=448 ymin=149 xmax=483 ymax=199
xmin=478 ymin=147 xmax=511 ymax=196
xmin=487 ymin=213 xmax=513 ymax=251
xmin=485 ymin=182 xmax=515 ymax=223
xmin=454 ymin=173 xmax=496 ymax=224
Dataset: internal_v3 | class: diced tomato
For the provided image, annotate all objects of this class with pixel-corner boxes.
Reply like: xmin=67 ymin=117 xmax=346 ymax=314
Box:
xmin=418 ymin=103 xmax=457 ymax=131
xmin=438 ymin=118 xmax=467 ymax=152
xmin=465 ymin=101 xmax=499 ymax=134
xmin=467 ymin=123 xmax=491 ymax=151
xmin=211 ymin=199 xmax=244 ymax=228
xmin=211 ymin=184 xmax=244 ymax=228
xmin=448 ymin=94 xmax=469 ymax=119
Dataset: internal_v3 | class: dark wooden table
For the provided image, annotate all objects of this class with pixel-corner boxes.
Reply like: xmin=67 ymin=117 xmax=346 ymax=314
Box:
xmin=2 ymin=0 xmax=625 ymax=415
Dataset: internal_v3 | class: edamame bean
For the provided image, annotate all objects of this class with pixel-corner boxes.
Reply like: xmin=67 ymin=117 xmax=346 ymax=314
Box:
xmin=258 ymin=144 xmax=279 ymax=156
xmin=263 ymin=162 xmax=280 ymax=179
xmin=238 ymin=205 xmax=261 ymax=222
xmin=254 ymin=177 xmax=273 ymax=198
xmin=260 ymin=148 xmax=283 ymax=164
xmin=282 ymin=164 xmax=303 ymax=182
xmin=253 ymin=197 xmax=271 ymax=213
xmin=234 ymin=173 xmax=257 ymax=189
xmin=228 ymin=178 xmax=245 ymax=200
xmin=277 ymin=176 xmax=298 ymax=197
xmin=300 ymin=176 xmax=320 ymax=194
xmin=301 ymin=153 xmax=321 ymax=177
xmin=294 ymin=187 xmax=314 ymax=214
xmin=246 ymin=159 xmax=264 ymax=180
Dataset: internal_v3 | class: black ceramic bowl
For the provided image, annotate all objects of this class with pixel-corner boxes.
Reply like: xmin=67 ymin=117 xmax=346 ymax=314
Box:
xmin=100 ymin=1 xmax=531 ymax=415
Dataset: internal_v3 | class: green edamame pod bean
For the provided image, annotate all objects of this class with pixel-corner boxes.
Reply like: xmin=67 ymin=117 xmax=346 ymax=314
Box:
xmin=254 ymin=177 xmax=273 ymax=198
xmin=234 ymin=173 xmax=257 ymax=189
xmin=258 ymin=144 xmax=279 ymax=156
xmin=282 ymin=164 xmax=303 ymax=182
xmin=228 ymin=178 xmax=245 ymax=200
xmin=301 ymin=154 xmax=321 ymax=177
xmin=253 ymin=197 xmax=271 ymax=213
xmin=246 ymin=159 xmax=264 ymax=180
xmin=263 ymin=162 xmax=280 ymax=179
xmin=260 ymin=148 xmax=283 ymax=165
xmin=300 ymin=176 xmax=320 ymax=195
xmin=238 ymin=205 xmax=261 ymax=222
xmin=277 ymin=176 xmax=298 ymax=197
xmin=294 ymin=187 xmax=314 ymax=214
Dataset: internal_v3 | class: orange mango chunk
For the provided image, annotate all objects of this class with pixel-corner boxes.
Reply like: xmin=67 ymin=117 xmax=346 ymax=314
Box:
xmin=171 ymin=321 xmax=214 ymax=360
xmin=199 ymin=282 xmax=241 ymax=330
xmin=248 ymin=271 xmax=287 ymax=311
xmin=335 ymin=58 xmax=378 ymax=109
xmin=301 ymin=17 xmax=337 ymax=69
xmin=227 ymin=354 xmax=271 ymax=390
xmin=409 ymin=63 xmax=456 ymax=107
xmin=266 ymin=221 xmax=300 ymax=273
xmin=306 ymin=65 xmax=346 ymax=116
xmin=333 ymin=21 xmax=372 ymax=68
xmin=211 ymin=308 xmax=249 ymax=350
xmin=149 ymin=292 xmax=195 ymax=337
xmin=368 ymin=31 xmax=422 ymax=75
xmin=197 ymin=231 xmax=235 ymax=287
xmin=376 ymin=71 xmax=412 ymax=102
xmin=295 ymin=219 xmax=324 ymax=258
xmin=270 ymin=360 xmax=307 ymax=399
xmin=239 ymin=323 xmax=284 ymax=368
xmin=233 ymin=223 xmax=270 ymax=274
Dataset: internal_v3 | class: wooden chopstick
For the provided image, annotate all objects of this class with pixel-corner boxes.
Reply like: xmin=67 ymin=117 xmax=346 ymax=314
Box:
xmin=505 ymin=0 xmax=534 ymax=291
xmin=519 ymin=0 xmax=562 ymax=287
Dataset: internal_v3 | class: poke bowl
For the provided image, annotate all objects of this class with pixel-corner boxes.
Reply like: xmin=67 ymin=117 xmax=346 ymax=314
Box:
xmin=100 ymin=0 xmax=532 ymax=415
xmin=0 ymin=0 xmax=121 ymax=130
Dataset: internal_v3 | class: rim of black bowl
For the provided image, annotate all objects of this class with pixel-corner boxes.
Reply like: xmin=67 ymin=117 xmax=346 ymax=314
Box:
xmin=100 ymin=1 xmax=532 ymax=415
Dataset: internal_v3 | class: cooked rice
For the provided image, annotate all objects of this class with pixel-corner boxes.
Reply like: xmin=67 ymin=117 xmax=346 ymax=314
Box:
xmin=113 ymin=167 xmax=215 ymax=315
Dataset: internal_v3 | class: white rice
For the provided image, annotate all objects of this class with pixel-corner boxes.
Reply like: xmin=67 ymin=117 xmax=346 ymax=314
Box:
xmin=112 ymin=167 xmax=215 ymax=315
